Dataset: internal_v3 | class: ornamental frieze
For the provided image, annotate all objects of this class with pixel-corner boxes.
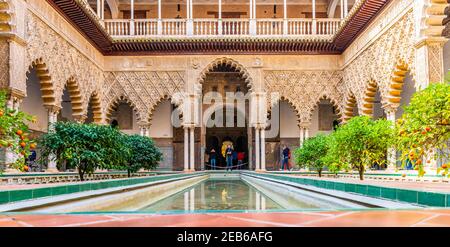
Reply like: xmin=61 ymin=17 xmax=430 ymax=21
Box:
xmin=103 ymin=71 xmax=186 ymax=123
xmin=265 ymin=70 xmax=343 ymax=124
xmin=25 ymin=12 xmax=103 ymax=114
xmin=341 ymin=9 xmax=416 ymax=115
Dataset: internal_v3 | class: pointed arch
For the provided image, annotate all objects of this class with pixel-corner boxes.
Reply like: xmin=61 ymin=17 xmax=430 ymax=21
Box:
xmin=28 ymin=58 xmax=56 ymax=107
xmin=270 ymin=96 xmax=302 ymax=126
xmin=63 ymin=77 xmax=84 ymax=118
xmin=198 ymin=57 xmax=254 ymax=91
xmin=308 ymin=94 xmax=343 ymax=122
xmin=361 ymin=80 xmax=379 ymax=117
xmin=148 ymin=94 xmax=172 ymax=123
xmin=342 ymin=92 xmax=358 ymax=123
xmin=87 ymin=91 xmax=102 ymax=124
xmin=388 ymin=61 xmax=410 ymax=105
xmin=105 ymin=95 xmax=141 ymax=123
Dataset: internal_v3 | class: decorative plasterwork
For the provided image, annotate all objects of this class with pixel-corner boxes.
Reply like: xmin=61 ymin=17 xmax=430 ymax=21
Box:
xmin=265 ymin=70 xmax=343 ymax=124
xmin=26 ymin=12 xmax=103 ymax=114
xmin=0 ymin=41 xmax=9 ymax=89
xmin=0 ymin=0 xmax=13 ymax=34
xmin=416 ymin=0 xmax=449 ymax=38
xmin=341 ymin=10 xmax=416 ymax=116
xmin=197 ymin=57 xmax=254 ymax=92
xmin=103 ymin=71 xmax=186 ymax=124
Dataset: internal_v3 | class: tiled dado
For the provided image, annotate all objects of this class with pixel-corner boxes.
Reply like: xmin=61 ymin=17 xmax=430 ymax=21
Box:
xmin=0 ymin=173 xmax=204 ymax=205
xmin=0 ymin=172 xmax=157 ymax=185
xmin=249 ymin=173 xmax=450 ymax=208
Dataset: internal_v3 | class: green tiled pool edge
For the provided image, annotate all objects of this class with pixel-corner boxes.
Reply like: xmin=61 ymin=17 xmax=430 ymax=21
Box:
xmin=0 ymin=173 xmax=205 ymax=205
xmin=245 ymin=172 xmax=450 ymax=208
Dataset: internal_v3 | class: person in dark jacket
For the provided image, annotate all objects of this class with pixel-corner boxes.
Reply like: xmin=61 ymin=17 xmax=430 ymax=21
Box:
xmin=281 ymin=145 xmax=290 ymax=171
xmin=225 ymin=145 xmax=234 ymax=171
xmin=210 ymin=149 xmax=217 ymax=170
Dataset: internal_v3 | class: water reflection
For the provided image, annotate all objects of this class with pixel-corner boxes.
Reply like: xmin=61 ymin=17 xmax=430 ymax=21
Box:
xmin=140 ymin=178 xmax=281 ymax=212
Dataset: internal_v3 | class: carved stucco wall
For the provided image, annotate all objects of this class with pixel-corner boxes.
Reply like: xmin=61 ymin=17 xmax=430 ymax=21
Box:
xmin=0 ymin=41 xmax=9 ymax=89
xmin=265 ymin=70 xmax=344 ymax=124
xmin=25 ymin=12 xmax=103 ymax=115
xmin=340 ymin=9 xmax=416 ymax=117
xmin=103 ymin=71 xmax=186 ymax=124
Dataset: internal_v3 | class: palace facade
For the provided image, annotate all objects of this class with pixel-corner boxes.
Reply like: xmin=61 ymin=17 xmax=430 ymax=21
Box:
xmin=0 ymin=0 xmax=449 ymax=172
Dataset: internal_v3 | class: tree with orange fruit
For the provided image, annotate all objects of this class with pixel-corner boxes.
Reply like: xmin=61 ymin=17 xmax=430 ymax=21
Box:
xmin=0 ymin=91 xmax=36 ymax=172
xmin=395 ymin=81 xmax=450 ymax=177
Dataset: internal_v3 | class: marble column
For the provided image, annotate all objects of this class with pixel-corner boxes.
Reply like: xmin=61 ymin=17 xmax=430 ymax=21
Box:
xmin=4 ymin=95 xmax=22 ymax=172
xmin=255 ymin=126 xmax=260 ymax=171
xmin=299 ymin=126 xmax=304 ymax=146
xmin=260 ymin=126 xmax=266 ymax=171
xmin=46 ymin=106 xmax=60 ymax=173
xmin=130 ymin=0 xmax=135 ymax=35
xmin=184 ymin=127 xmax=189 ymax=172
xmin=283 ymin=0 xmax=287 ymax=35
xmin=304 ymin=126 xmax=310 ymax=140
xmin=190 ymin=126 xmax=195 ymax=171
xmin=157 ymin=0 xmax=162 ymax=35
xmin=218 ymin=0 xmax=223 ymax=35
xmin=386 ymin=107 xmax=398 ymax=172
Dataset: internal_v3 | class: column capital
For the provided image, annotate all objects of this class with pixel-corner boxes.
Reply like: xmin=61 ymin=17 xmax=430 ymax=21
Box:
xmin=414 ymin=36 xmax=448 ymax=49
xmin=73 ymin=114 xmax=87 ymax=124
xmin=7 ymin=88 xmax=25 ymax=101
xmin=183 ymin=123 xmax=196 ymax=129
xmin=138 ymin=121 xmax=151 ymax=128
xmin=383 ymin=103 xmax=398 ymax=115
xmin=45 ymin=105 xmax=61 ymax=115
xmin=299 ymin=121 xmax=311 ymax=128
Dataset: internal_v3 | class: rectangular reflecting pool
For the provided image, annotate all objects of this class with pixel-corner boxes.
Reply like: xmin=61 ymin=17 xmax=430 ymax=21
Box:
xmin=22 ymin=174 xmax=374 ymax=214
xmin=136 ymin=176 xmax=368 ymax=213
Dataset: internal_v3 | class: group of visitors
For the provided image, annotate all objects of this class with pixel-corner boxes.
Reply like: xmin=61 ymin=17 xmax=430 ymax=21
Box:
xmin=209 ymin=144 xmax=293 ymax=171
xmin=209 ymin=145 xmax=246 ymax=171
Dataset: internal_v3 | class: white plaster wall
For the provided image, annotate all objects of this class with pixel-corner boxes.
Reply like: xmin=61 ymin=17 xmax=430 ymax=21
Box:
xmin=21 ymin=69 xmax=48 ymax=132
xmin=444 ymin=41 xmax=450 ymax=77
xmin=59 ymin=88 xmax=74 ymax=122
xmin=120 ymin=112 xmax=140 ymax=135
xmin=395 ymin=72 xmax=416 ymax=119
xmin=309 ymin=102 xmax=336 ymax=137
xmin=279 ymin=101 xmax=300 ymax=138
xmin=149 ymin=100 xmax=173 ymax=138
xmin=373 ymin=90 xmax=386 ymax=120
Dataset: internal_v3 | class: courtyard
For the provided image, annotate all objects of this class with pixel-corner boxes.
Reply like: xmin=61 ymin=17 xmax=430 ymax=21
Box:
xmin=0 ymin=0 xmax=449 ymax=231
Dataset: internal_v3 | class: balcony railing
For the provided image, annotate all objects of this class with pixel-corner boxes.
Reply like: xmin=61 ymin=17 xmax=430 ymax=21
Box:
xmin=104 ymin=18 xmax=342 ymax=38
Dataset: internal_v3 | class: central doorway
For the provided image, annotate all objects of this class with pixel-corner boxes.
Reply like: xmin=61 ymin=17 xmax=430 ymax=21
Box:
xmin=201 ymin=62 xmax=251 ymax=170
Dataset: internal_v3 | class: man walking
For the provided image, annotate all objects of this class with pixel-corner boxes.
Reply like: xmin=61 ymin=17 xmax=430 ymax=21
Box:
xmin=281 ymin=145 xmax=290 ymax=171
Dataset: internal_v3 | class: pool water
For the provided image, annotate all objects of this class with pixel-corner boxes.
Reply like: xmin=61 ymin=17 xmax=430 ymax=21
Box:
xmin=138 ymin=177 xmax=366 ymax=212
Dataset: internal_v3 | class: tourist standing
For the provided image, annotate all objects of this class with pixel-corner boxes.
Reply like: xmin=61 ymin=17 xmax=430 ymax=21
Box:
xmin=225 ymin=145 xmax=234 ymax=171
xmin=210 ymin=149 xmax=217 ymax=170
xmin=281 ymin=145 xmax=290 ymax=171
xmin=237 ymin=152 xmax=245 ymax=170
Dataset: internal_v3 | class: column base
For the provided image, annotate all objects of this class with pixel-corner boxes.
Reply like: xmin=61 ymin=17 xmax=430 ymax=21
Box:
xmin=189 ymin=169 xmax=196 ymax=172
xmin=255 ymin=169 xmax=266 ymax=173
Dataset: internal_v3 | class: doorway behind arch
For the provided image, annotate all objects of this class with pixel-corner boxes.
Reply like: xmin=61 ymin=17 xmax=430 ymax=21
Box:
xmin=201 ymin=63 xmax=252 ymax=170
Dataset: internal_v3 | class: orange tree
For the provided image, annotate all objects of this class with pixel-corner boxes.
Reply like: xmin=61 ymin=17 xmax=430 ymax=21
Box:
xmin=39 ymin=122 xmax=130 ymax=181
xmin=0 ymin=91 xmax=36 ymax=172
xmin=123 ymin=134 xmax=162 ymax=177
xmin=327 ymin=116 xmax=394 ymax=180
xmin=294 ymin=134 xmax=330 ymax=177
xmin=395 ymin=82 xmax=450 ymax=177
